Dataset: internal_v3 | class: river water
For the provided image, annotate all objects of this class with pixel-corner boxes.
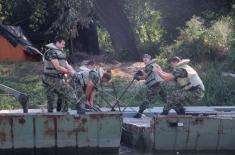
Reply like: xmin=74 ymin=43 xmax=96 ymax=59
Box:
xmin=118 ymin=147 xmax=234 ymax=155
xmin=85 ymin=146 xmax=234 ymax=155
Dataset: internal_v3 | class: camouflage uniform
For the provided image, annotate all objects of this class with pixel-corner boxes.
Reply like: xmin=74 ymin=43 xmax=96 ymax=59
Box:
xmin=42 ymin=46 xmax=78 ymax=112
xmin=70 ymin=70 xmax=100 ymax=105
xmin=139 ymin=62 xmax=164 ymax=113
xmin=161 ymin=64 xmax=205 ymax=113
xmin=89 ymin=70 xmax=100 ymax=88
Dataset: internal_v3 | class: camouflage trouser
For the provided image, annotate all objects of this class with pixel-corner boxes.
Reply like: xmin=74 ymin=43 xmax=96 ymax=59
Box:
xmin=160 ymin=81 xmax=204 ymax=112
xmin=139 ymin=82 xmax=163 ymax=113
xmin=42 ymin=76 xmax=78 ymax=112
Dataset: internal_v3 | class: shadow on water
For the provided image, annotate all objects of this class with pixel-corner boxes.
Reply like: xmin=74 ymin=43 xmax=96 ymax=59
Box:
xmin=83 ymin=145 xmax=235 ymax=155
xmin=3 ymin=145 xmax=235 ymax=155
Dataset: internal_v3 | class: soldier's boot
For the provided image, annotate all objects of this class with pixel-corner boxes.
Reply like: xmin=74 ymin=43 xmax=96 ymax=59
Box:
xmin=133 ymin=109 xmax=144 ymax=118
xmin=56 ymin=105 xmax=61 ymax=112
xmin=175 ymin=107 xmax=186 ymax=115
xmin=48 ymin=108 xmax=53 ymax=113
xmin=56 ymin=96 xmax=64 ymax=112
xmin=19 ymin=94 xmax=28 ymax=113
xmin=134 ymin=100 xmax=149 ymax=118
xmin=77 ymin=104 xmax=86 ymax=114
xmin=160 ymin=109 xmax=169 ymax=115
xmin=56 ymin=99 xmax=62 ymax=112
xmin=133 ymin=112 xmax=142 ymax=118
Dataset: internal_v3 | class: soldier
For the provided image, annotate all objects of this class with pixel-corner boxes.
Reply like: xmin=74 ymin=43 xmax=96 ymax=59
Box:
xmin=133 ymin=54 xmax=165 ymax=118
xmin=153 ymin=56 xmax=205 ymax=115
xmin=71 ymin=60 xmax=111 ymax=110
xmin=42 ymin=36 xmax=86 ymax=114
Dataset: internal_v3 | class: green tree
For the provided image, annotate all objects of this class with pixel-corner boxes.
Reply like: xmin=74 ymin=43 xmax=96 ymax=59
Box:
xmin=48 ymin=0 xmax=94 ymax=38
xmin=122 ymin=0 xmax=164 ymax=55
xmin=123 ymin=0 xmax=163 ymax=44
xmin=0 ymin=0 xmax=14 ymax=23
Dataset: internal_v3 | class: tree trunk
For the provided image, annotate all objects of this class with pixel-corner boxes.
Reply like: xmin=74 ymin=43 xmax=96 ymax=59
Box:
xmin=94 ymin=0 xmax=140 ymax=60
xmin=73 ymin=22 xmax=100 ymax=55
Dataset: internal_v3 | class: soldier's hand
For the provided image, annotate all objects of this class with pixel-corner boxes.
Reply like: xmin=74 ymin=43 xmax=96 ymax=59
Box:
xmin=68 ymin=69 xmax=76 ymax=75
xmin=136 ymin=70 xmax=144 ymax=76
xmin=133 ymin=70 xmax=143 ymax=81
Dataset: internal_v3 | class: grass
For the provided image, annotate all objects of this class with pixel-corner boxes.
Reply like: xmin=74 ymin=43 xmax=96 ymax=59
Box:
xmin=1 ymin=61 xmax=235 ymax=110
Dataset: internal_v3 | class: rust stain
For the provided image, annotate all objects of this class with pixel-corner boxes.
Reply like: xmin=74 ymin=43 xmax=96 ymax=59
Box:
xmin=45 ymin=128 xmax=55 ymax=136
xmin=44 ymin=119 xmax=55 ymax=136
xmin=90 ymin=113 xmax=112 ymax=119
xmin=18 ymin=118 xmax=26 ymax=124
xmin=73 ymin=127 xmax=87 ymax=132
xmin=0 ymin=131 xmax=6 ymax=144
xmin=89 ymin=114 xmax=101 ymax=119
xmin=68 ymin=127 xmax=88 ymax=136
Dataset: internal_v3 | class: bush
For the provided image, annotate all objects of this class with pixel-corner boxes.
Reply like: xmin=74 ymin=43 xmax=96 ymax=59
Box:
xmin=179 ymin=16 xmax=205 ymax=42
xmin=0 ymin=62 xmax=46 ymax=110
xmin=200 ymin=67 xmax=235 ymax=106
xmin=203 ymin=16 xmax=233 ymax=60
xmin=160 ymin=15 xmax=234 ymax=62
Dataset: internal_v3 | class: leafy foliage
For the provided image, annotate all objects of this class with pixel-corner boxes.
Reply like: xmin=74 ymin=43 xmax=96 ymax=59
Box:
xmin=48 ymin=0 xmax=94 ymax=38
xmin=161 ymin=15 xmax=234 ymax=62
xmin=122 ymin=0 xmax=164 ymax=54
xmin=28 ymin=0 xmax=48 ymax=32
xmin=96 ymin=23 xmax=114 ymax=53
xmin=0 ymin=0 xmax=14 ymax=23
xmin=0 ymin=62 xmax=46 ymax=110
xmin=200 ymin=67 xmax=235 ymax=106
xmin=1 ymin=1 xmax=235 ymax=109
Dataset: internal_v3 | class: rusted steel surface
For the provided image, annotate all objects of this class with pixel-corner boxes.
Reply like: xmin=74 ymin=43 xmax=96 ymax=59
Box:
xmin=154 ymin=115 xmax=191 ymax=151
xmin=217 ymin=118 xmax=235 ymax=150
xmin=0 ymin=112 xmax=122 ymax=154
xmin=0 ymin=116 xmax=12 ymax=149
xmin=13 ymin=115 xmax=34 ymax=149
xmin=153 ymin=115 xmax=235 ymax=151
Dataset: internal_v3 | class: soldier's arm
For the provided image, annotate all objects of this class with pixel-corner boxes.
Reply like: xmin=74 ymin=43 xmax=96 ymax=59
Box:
xmin=65 ymin=61 xmax=76 ymax=75
xmin=51 ymin=59 xmax=70 ymax=74
xmin=153 ymin=66 xmax=175 ymax=81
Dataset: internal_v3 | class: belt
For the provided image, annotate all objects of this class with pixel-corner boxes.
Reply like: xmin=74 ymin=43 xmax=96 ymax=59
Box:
xmin=44 ymin=73 xmax=64 ymax=79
